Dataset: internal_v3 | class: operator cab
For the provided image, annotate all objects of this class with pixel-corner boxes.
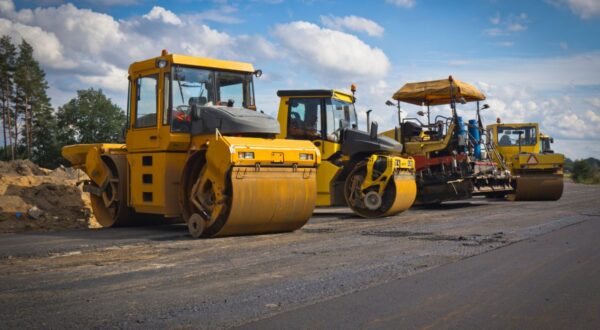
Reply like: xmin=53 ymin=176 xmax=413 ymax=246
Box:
xmin=278 ymin=89 xmax=359 ymax=143
xmin=540 ymin=134 xmax=554 ymax=154
xmin=277 ymin=89 xmax=402 ymax=158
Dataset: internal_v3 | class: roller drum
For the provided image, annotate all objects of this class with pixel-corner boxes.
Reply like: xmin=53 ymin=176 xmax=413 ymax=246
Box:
xmin=213 ymin=167 xmax=316 ymax=237
xmin=511 ymin=173 xmax=563 ymax=201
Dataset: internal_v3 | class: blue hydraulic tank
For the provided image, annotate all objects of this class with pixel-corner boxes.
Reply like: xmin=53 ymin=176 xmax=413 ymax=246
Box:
xmin=468 ymin=119 xmax=481 ymax=160
xmin=456 ymin=116 xmax=467 ymax=153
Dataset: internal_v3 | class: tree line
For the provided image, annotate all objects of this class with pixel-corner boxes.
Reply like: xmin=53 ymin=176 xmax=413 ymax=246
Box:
xmin=1 ymin=35 xmax=126 ymax=168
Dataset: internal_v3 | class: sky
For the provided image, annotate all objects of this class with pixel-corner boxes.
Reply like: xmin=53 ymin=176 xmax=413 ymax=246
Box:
xmin=1 ymin=0 xmax=600 ymax=159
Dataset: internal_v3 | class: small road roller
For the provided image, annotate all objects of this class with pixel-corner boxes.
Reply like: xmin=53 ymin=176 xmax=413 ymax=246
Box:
xmin=62 ymin=51 xmax=320 ymax=238
xmin=487 ymin=122 xmax=564 ymax=200
xmin=276 ymin=88 xmax=416 ymax=217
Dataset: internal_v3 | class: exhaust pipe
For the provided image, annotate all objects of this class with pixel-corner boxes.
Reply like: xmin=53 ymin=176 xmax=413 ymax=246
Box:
xmin=366 ymin=109 xmax=373 ymax=133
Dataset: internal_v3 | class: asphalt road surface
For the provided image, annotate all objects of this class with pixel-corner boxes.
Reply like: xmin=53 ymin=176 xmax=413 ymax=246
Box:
xmin=1 ymin=182 xmax=599 ymax=329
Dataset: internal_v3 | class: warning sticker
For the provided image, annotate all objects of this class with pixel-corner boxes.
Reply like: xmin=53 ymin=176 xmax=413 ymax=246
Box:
xmin=527 ymin=154 xmax=538 ymax=165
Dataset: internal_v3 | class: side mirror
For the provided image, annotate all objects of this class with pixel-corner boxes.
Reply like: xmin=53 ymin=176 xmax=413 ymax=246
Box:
xmin=254 ymin=69 xmax=263 ymax=78
xmin=550 ymin=137 xmax=554 ymax=143
xmin=481 ymin=104 xmax=490 ymax=110
xmin=370 ymin=121 xmax=379 ymax=140
xmin=385 ymin=100 xmax=395 ymax=107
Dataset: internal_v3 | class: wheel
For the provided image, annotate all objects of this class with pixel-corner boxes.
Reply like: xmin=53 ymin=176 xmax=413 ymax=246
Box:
xmin=188 ymin=213 xmax=206 ymax=238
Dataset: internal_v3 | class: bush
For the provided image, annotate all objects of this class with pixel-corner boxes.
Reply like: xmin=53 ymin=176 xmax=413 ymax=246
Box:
xmin=571 ymin=159 xmax=600 ymax=184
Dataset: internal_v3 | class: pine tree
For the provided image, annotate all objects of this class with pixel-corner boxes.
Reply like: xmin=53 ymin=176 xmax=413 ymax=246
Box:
xmin=13 ymin=39 xmax=58 ymax=166
xmin=0 ymin=35 xmax=17 ymax=160
xmin=57 ymin=88 xmax=126 ymax=146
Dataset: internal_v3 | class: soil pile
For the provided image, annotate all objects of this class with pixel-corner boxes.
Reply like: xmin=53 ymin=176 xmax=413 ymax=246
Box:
xmin=0 ymin=160 xmax=101 ymax=233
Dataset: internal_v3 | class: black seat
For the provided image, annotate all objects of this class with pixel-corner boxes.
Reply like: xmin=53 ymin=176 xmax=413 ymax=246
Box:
xmin=401 ymin=121 xmax=422 ymax=137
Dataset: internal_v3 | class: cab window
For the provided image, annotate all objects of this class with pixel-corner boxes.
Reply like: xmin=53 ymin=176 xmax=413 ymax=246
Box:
xmin=324 ymin=98 xmax=358 ymax=142
xmin=135 ymin=74 xmax=158 ymax=128
xmin=497 ymin=126 xmax=537 ymax=146
xmin=287 ymin=98 xmax=322 ymax=140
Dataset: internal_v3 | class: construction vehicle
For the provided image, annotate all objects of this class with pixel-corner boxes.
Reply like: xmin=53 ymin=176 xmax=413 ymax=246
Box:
xmin=486 ymin=122 xmax=564 ymax=200
xmin=381 ymin=76 xmax=486 ymax=204
xmin=62 ymin=51 xmax=320 ymax=238
xmin=276 ymin=88 xmax=416 ymax=217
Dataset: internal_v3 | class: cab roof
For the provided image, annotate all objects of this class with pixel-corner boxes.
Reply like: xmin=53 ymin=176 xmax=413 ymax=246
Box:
xmin=276 ymin=89 xmax=354 ymax=103
xmin=392 ymin=76 xmax=485 ymax=106
xmin=128 ymin=53 xmax=255 ymax=75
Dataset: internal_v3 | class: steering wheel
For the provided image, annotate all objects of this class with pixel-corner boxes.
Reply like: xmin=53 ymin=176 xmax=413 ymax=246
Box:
xmin=176 ymin=105 xmax=189 ymax=113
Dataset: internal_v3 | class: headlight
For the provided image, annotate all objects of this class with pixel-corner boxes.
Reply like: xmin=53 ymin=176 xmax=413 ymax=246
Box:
xmin=156 ymin=59 xmax=168 ymax=68
xmin=299 ymin=153 xmax=314 ymax=160
xmin=238 ymin=152 xmax=254 ymax=159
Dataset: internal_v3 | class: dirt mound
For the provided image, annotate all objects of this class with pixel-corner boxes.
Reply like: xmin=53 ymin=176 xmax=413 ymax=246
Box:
xmin=0 ymin=160 xmax=100 ymax=233
xmin=0 ymin=159 xmax=48 ymax=176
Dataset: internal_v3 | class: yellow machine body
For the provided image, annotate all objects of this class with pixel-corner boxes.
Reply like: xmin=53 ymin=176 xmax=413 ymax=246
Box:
xmin=62 ymin=53 xmax=320 ymax=237
xmin=487 ymin=122 xmax=564 ymax=200
xmin=276 ymin=89 xmax=416 ymax=217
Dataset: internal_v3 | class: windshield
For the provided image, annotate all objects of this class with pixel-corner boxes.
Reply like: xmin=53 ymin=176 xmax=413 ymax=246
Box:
xmin=497 ymin=126 xmax=537 ymax=146
xmin=169 ymin=65 xmax=255 ymax=132
xmin=325 ymin=98 xmax=358 ymax=140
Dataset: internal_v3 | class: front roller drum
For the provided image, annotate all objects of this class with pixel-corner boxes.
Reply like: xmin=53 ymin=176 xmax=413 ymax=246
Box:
xmin=510 ymin=174 xmax=564 ymax=201
xmin=344 ymin=164 xmax=416 ymax=218
xmin=188 ymin=166 xmax=317 ymax=238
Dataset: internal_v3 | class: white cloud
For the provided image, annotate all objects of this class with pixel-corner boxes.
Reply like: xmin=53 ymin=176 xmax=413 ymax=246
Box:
xmin=484 ymin=12 xmax=529 ymax=37
xmin=560 ymin=0 xmax=600 ymax=19
xmin=507 ymin=23 xmax=527 ymax=32
xmin=490 ymin=12 xmax=501 ymax=25
xmin=143 ymin=6 xmax=182 ymax=25
xmin=588 ymin=97 xmax=600 ymax=108
xmin=188 ymin=5 xmax=243 ymax=24
xmin=0 ymin=18 xmax=72 ymax=69
xmin=494 ymin=41 xmax=514 ymax=47
xmin=320 ymin=15 xmax=384 ymax=37
xmin=272 ymin=21 xmax=390 ymax=81
xmin=0 ymin=0 xmax=278 ymax=107
xmin=587 ymin=110 xmax=600 ymax=123
xmin=385 ymin=0 xmax=415 ymax=8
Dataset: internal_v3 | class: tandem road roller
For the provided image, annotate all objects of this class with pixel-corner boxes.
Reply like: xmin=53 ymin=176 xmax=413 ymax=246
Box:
xmin=276 ymin=88 xmax=416 ymax=217
xmin=487 ymin=122 xmax=564 ymax=200
xmin=62 ymin=51 xmax=320 ymax=238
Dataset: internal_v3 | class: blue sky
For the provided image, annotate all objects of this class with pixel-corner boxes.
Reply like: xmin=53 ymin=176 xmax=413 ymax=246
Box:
xmin=2 ymin=0 xmax=600 ymax=159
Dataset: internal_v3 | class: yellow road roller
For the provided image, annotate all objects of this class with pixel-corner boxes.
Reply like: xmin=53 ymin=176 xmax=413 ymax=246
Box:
xmin=62 ymin=51 xmax=320 ymax=238
xmin=276 ymin=88 xmax=416 ymax=217
xmin=487 ymin=122 xmax=564 ymax=200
